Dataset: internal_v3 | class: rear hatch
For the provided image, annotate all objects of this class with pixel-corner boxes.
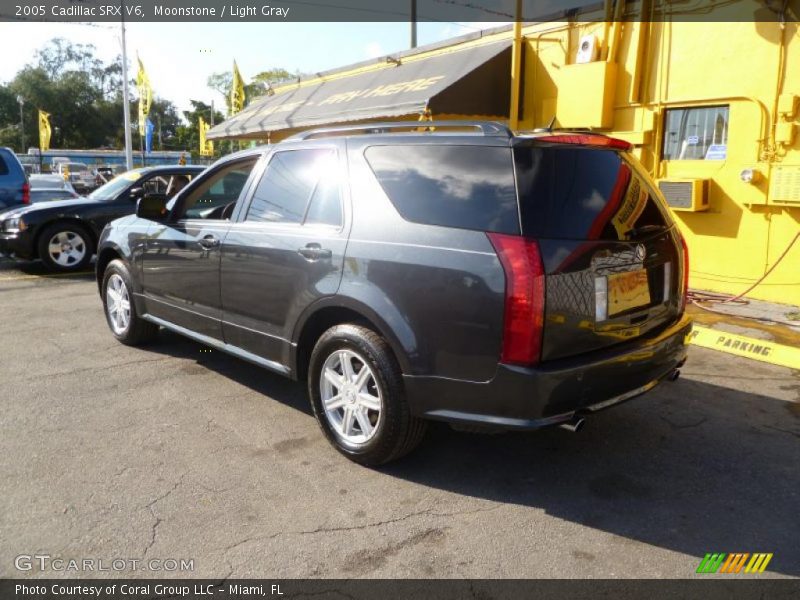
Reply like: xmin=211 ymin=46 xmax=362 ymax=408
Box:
xmin=513 ymin=136 xmax=686 ymax=361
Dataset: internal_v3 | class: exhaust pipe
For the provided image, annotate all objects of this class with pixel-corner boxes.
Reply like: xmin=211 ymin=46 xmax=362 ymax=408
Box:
xmin=559 ymin=417 xmax=585 ymax=433
xmin=668 ymin=369 xmax=681 ymax=382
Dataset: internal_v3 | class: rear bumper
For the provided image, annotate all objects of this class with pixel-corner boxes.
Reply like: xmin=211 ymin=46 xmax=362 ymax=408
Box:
xmin=404 ymin=314 xmax=692 ymax=429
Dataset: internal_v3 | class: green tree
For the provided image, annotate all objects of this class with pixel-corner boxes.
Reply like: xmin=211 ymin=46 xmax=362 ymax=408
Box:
xmin=173 ymin=100 xmax=225 ymax=159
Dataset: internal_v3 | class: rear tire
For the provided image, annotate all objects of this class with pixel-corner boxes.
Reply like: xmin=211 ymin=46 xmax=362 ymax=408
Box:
xmin=37 ymin=222 xmax=93 ymax=272
xmin=308 ymin=324 xmax=427 ymax=466
xmin=102 ymin=259 xmax=158 ymax=346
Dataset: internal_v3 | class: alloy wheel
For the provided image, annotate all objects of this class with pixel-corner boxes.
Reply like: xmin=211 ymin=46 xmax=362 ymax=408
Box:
xmin=320 ymin=349 xmax=383 ymax=444
xmin=47 ymin=230 xmax=87 ymax=267
xmin=106 ymin=273 xmax=131 ymax=334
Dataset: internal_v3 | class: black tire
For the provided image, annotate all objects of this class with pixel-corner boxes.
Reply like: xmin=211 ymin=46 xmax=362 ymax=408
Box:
xmin=101 ymin=259 xmax=159 ymax=346
xmin=37 ymin=222 xmax=94 ymax=272
xmin=308 ymin=324 xmax=427 ymax=466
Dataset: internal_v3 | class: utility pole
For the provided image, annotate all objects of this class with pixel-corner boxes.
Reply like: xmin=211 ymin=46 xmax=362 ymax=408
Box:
xmin=410 ymin=0 xmax=417 ymax=48
xmin=120 ymin=0 xmax=133 ymax=170
xmin=509 ymin=0 xmax=523 ymax=131
xmin=16 ymin=95 xmax=25 ymax=153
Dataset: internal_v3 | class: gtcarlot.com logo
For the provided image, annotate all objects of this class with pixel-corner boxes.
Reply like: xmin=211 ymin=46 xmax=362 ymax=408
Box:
xmin=15 ymin=554 xmax=194 ymax=572
xmin=696 ymin=552 xmax=773 ymax=574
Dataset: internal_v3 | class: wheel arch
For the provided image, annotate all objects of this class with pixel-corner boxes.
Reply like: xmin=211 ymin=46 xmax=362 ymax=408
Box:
xmin=291 ymin=298 xmax=413 ymax=382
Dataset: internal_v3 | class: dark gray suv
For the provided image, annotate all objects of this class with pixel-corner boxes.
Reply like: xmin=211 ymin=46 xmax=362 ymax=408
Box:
xmin=96 ymin=122 xmax=691 ymax=465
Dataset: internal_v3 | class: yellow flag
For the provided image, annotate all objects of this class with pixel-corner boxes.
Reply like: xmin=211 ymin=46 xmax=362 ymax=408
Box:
xmin=231 ymin=60 xmax=246 ymax=115
xmin=38 ymin=110 xmax=51 ymax=151
xmin=198 ymin=116 xmax=214 ymax=156
xmin=136 ymin=55 xmax=152 ymax=136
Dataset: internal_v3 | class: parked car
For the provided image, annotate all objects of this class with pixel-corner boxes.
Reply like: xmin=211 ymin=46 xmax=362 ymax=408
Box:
xmin=28 ymin=174 xmax=79 ymax=203
xmin=56 ymin=161 xmax=96 ymax=193
xmin=0 ymin=165 xmax=203 ymax=270
xmin=95 ymin=122 xmax=691 ymax=465
xmin=94 ymin=166 xmax=116 ymax=187
xmin=0 ymin=147 xmax=30 ymax=210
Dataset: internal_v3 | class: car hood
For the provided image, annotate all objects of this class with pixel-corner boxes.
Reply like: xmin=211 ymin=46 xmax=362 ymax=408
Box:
xmin=0 ymin=197 xmax=93 ymax=220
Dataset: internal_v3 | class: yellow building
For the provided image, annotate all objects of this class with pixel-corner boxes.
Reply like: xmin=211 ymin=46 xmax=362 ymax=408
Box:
xmin=208 ymin=0 xmax=799 ymax=305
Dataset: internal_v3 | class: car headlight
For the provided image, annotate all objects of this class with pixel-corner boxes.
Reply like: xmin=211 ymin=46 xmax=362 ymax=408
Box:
xmin=3 ymin=217 xmax=25 ymax=233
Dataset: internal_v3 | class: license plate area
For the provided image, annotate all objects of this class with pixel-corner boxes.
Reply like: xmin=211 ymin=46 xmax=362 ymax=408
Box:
xmin=607 ymin=269 xmax=651 ymax=317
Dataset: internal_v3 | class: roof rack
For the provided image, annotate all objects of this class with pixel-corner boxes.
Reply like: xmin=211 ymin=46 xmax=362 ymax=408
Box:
xmin=288 ymin=121 xmax=512 ymax=141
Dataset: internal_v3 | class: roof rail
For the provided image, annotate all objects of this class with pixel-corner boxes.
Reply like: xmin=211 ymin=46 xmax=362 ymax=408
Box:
xmin=288 ymin=121 xmax=512 ymax=141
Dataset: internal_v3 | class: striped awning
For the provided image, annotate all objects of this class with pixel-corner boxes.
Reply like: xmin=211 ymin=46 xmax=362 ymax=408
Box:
xmin=207 ymin=41 xmax=511 ymax=140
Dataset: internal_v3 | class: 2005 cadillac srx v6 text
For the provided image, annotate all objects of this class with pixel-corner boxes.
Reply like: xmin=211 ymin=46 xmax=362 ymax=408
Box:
xmin=96 ymin=122 xmax=691 ymax=465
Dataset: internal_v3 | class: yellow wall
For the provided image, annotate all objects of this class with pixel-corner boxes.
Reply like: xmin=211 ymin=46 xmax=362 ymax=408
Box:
xmin=263 ymin=3 xmax=799 ymax=305
xmin=515 ymin=6 xmax=799 ymax=305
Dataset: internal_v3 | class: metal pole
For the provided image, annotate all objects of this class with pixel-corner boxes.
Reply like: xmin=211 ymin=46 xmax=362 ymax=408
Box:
xmin=210 ymin=100 xmax=215 ymax=126
xmin=120 ymin=0 xmax=133 ymax=170
xmin=509 ymin=0 xmax=523 ymax=130
xmin=410 ymin=0 xmax=417 ymax=48
xmin=17 ymin=96 xmax=25 ymax=153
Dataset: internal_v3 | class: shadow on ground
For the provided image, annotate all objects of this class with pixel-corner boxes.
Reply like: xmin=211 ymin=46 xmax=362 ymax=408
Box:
xmin=147 ymin=330 xmax=800 ymax=577
xmin=0 ymin=255 xmax=94 ymax=281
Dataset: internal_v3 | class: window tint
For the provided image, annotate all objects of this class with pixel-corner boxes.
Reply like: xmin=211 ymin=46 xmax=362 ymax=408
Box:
xmin=176 ymin=159 xmax=257 ymax=220
xmin=364 ymin=145 xmax=518 ymax=234
xmin=247 ymin=149 xmax=338 ymax=224
xmin=515 ymin=145 xmax=671 ymax=241
xmin=663 ymin=105 xmax=729 ymax=160
xmin=0 ymin=156 xmax=8 ymax=176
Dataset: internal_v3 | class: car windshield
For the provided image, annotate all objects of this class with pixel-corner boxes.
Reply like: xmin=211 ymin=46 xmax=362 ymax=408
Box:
xmin=87 ymin=170 xmax=144 ymax=200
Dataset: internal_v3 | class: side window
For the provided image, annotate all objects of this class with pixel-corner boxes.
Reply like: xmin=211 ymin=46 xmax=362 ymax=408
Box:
xmin=0 ymin=156 xmax=8 ymax=176
xmin=246 ymin=149 xmax=340 ymax=226
xmin=662 ymin=105 xmax=729 ymax=161
xmin=174 ymin=159 xmax=257 ymax=220
xmin=364 ymin=145 xmax=519 ymax=234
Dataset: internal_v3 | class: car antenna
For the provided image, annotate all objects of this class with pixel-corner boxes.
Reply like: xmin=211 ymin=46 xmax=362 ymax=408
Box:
xmin=546 ymin=115 xmax=556 ymax=132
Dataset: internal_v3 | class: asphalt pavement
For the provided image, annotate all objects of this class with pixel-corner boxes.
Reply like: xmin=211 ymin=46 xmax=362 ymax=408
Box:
xmin=1 ymin=256 xmax=798 ymax=579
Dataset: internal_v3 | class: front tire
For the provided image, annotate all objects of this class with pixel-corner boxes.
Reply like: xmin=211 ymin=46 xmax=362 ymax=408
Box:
xmin=37 ymin=222 xmax=94 ymax=272
xmin=102 ymin=259 xmax=158 ymax=345
xmin=308 ymin=324 xmax=427 ymax=466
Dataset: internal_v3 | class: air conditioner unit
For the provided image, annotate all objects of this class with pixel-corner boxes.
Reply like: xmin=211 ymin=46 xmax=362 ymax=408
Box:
xmin=658 ymin=179 xmax=709 ymax=212
xmin=576 ymin=35 xmax=599 ymax=64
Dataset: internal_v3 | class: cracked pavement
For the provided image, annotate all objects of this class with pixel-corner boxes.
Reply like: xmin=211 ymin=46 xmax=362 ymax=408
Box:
xmin=1 ymin=258 xmax=799 ymax=579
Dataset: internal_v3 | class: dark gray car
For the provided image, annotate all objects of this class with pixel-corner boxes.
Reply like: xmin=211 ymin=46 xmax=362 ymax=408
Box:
xmin=96 ymin=122 xmax=692 ymax=465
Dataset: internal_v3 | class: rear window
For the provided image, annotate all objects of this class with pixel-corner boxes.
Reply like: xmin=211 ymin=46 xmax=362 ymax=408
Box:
xmin=365 ymin=145 xmax=519 ymax=234
xmin=0 ymin=155 xmax=8 ymax=175
xmin=514 ymin=145 xmax=671 ymax=240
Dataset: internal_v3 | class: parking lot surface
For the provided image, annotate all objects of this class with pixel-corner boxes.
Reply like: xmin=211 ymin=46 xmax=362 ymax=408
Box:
xmin=1 ymin=256 xmax=798 ymax=579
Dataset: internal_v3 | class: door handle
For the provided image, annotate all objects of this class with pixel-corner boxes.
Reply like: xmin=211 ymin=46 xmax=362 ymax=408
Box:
xmin=298 ymin=243 xmax=332 ymax=260
xmin=198 ymin=234 xmax=220 ymax=249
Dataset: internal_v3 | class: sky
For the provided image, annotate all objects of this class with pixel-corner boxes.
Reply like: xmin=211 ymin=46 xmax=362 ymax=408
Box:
xmin=0 ymin=21 xmax=504 ymax=117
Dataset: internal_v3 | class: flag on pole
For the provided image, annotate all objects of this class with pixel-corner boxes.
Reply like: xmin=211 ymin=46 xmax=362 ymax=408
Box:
xmin=231 ymin=60 xmax=246 ymax=116
xmin=198 ymin=116 xmax=214 ymax=156
xmin=144 ymin=118 xmax=154 ymax=153
xmin=136 ymin=55 xmax=152 ymax=136
xmin=38 ymin=110 xmax=51 ymax=151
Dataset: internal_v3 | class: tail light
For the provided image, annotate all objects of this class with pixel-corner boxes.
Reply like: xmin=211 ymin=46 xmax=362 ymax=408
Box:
xmin=487 ymin=233 xmax=546 ymax=366
xmin=679 ymin=234 xmax=689 ymax=314
xmin=535 ymin=134 xmax=632 ymax=151
xmin=22 ymin=182 xmax=30 ymax=204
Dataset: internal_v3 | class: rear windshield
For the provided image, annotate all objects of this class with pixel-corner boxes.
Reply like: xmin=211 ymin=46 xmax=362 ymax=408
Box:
xmin=514 ymin=145 xmax=671 ymax=240
xmin=365 ymin=145 xmax=519 ymax=234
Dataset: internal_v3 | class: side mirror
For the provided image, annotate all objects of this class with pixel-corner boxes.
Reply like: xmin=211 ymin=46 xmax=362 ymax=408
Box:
xmin=136 ymin=194 xmax=170 ymax=221
xmin=129 ymin=187 xmax=144 ymax=201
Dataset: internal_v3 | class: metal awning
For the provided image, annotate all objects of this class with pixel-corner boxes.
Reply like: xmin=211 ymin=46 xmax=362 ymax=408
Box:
xmin=207 ymin=41 xmax=511 ymax=140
